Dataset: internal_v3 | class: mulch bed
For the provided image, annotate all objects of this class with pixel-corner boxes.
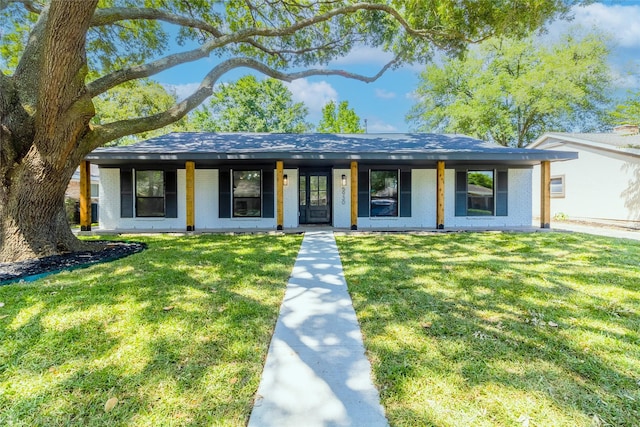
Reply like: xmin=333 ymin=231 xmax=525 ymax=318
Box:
xmin=0 ymin=241 xmax=146 ymax=284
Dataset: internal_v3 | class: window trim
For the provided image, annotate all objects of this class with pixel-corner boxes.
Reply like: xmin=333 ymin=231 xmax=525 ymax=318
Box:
xmin=550 ymin=175 xmax=565 ymax=198
xmin=134 ymin=169 xmax=166 ymax=218
xmin=232 ymin=169 xmax=263 ymax=218
xmin=369 ymin=169 xmax=399 ymax=218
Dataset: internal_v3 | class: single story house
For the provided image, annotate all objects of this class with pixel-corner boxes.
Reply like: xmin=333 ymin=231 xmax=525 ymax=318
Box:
xmin=530 ymin=125 xmax=640 ymax=228
xmin=81 ymin=132 xmax=576 ymax=232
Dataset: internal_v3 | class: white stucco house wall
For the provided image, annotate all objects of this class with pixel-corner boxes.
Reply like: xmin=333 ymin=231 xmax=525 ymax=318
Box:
xmin=531 ymin=125 xmax=640 ymax=227
xmin=84 ymin=132 xmax=575 ymax=232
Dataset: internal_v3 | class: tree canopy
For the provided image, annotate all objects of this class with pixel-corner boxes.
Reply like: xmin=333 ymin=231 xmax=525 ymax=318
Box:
xmin=317 ymin=100 xmax=364 ymax=133
xmin=189 ymin=75 xmax=311 ymax=133
xmin=407 ymin=30 xmax=613 ymax=147
xmin=93 ymin=79 xmax=188 ymax=145
xmin=0 ymin=0 xmax=575 ymax=262
xmin=610 ymin=90 xmax=640 ymax=127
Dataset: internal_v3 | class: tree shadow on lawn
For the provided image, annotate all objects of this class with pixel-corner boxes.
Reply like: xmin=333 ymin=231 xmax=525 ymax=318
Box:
xmin=338 ymin=232 xmax=640 ymax=427
xmin=0 ymin=234 xmax=302 ymax=427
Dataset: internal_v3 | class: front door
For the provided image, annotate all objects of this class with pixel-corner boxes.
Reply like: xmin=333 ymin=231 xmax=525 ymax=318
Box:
xmin=299 ymin=170 xmax=331 ymax=224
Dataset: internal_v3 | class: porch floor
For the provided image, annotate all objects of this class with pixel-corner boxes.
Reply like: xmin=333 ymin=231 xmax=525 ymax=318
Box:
xmin=78 ymin=225 xmax=546 ymax=236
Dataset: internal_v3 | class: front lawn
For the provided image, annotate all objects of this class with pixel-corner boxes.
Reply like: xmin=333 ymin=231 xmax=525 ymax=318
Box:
xmin=0 ymin=234 xmax=302 ymax=426
xmin=337 ymin=232 xmax=640 ymax=427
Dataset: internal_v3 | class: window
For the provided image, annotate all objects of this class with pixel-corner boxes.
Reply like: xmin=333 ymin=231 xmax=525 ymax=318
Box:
xmin=136 ymin=170 xmax=165 ymax=217
xmin=456 ymin=169 xmax=507 ymax=217
xmin=233 ymin=170 xmax=261 ymax=217
xmin=299 ymin=175 xmax=306 ymax=206
xmin=370 ymin=170 xmax=398 ymax=217
xmin=309 ymin=175 xmax=328 ymax=207
xmin=550 ymin=175 xmax=565 ymax=198
xmin=90 ymin=183 xmax=99 ymax=198
xmin=467 ymin=171 xmax=494 ymax=216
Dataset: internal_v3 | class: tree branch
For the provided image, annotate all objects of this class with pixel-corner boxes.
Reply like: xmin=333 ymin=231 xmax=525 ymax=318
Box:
xmin=87 ymin=2 xmax=430 ymax=97
xmin=86 ymin=38 xmax=223 ymax=98
xmin=90 ymin=7 xmax=222 ymax=36
xmin=12 ymin=3 xmax=50 ymax=109
xmin=86 ymin=56 xmax=397 ymax=149
xmin=6 ymin=0 xmax=42 ymax=14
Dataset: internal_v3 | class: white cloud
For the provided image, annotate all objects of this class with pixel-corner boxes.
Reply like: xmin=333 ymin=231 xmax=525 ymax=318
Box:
xmin=162 ymin=82 xmax=201 ymax=101
xmin=611 ymin=67 xmax=640 ymax=89
xmin=571 ymin=3 xmax=640 ymax=48
xmin=286 ymin=79 xmax=337 ymax=113
xmin=541 ymin=3 xmax=640 ymax=94
xmin=375 ymin=88 xmax=396 ymax=99
xmin=330 ymin=46 xmax=395 ymax=66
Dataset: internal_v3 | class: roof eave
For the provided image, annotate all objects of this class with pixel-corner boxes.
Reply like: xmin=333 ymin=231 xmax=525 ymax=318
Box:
xmin=85 ymin=150 xmax=576 ymax=164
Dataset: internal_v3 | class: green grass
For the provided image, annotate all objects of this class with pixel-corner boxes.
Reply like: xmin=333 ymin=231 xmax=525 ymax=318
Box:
xmin=336 ymin=232 xmax=640 ymax=427
xmin=0 ymin=234 xmax=302 ymax=426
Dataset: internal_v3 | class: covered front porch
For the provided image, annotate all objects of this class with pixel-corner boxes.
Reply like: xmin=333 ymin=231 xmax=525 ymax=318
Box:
xmin=81 ymin=133 xmax=573 ymax=233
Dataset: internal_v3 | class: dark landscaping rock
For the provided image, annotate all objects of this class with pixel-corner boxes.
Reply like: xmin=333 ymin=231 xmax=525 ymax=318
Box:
xmin=0 ymin=241 xmax=146 ymax=284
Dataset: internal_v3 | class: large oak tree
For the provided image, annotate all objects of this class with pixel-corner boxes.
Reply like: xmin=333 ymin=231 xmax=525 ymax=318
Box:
xmin=0 ymin=0 xmax=572 ymax=262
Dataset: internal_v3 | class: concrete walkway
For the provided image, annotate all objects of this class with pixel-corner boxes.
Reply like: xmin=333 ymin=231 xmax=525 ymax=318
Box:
xmin=552 ymin=222 xmax=640 ymax=241
xmin=248 ymin=231 xmax=388 ymax=427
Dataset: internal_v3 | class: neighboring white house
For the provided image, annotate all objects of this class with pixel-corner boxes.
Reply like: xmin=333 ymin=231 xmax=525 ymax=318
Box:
xmin=530 ymin=125 xmax=640 ymax=227
xmin=84 ymin=132 xmax=575 ymax=232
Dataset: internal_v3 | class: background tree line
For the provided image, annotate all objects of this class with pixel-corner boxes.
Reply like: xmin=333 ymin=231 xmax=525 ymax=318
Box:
xmin=102 ymin=27 xmax=638 ymax=149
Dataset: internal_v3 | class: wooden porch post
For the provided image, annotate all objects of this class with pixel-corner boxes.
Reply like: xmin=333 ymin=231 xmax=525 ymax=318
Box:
xmin=186 ymin=161 xmax=195 ymax=231
xmin=350 ymin=161 xmax=358 ymax=230
xmin=79 ymin=160 xmax=92 ymax=231
xmin=540 ymin=160 xmax=551 ymax=228
xmin=276 ymin=160 xmax=284 ymax=230
xmin=436 ymin=161 xmax=445 ymax=229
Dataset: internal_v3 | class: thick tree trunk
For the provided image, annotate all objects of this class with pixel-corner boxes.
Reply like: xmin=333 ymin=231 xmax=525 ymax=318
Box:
xmin=0 ymin=149 xmax=90 ymax=262
xmin=0 ymin=0 xmax=99 ymax=263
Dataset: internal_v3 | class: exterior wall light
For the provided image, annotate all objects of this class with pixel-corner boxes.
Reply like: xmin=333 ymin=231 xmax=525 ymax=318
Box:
xmin=283 ymin=174 xmax=289 ymax=186
xmin=341 ymin=174 xmax=347 ymax=187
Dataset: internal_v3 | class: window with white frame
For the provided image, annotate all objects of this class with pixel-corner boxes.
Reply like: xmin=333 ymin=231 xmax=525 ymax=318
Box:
xmin=550 ymin=175 xmax=565 ymax=198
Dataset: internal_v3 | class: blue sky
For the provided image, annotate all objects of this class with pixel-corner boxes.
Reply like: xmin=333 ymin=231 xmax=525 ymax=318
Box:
xmin=156 ymin=2 xmax=640 ymax=133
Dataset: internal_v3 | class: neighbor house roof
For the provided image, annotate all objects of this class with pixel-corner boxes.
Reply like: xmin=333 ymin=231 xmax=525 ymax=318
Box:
xmin=86 ymin=132 xmax=577 ymax=167
xmin=530 ymin=132 xmax=640 ymax=158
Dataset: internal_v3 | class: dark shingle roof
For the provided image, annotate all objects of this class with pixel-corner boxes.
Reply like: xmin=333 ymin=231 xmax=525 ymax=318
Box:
xmin=87 ymin=132 xmax=576 ymax=166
